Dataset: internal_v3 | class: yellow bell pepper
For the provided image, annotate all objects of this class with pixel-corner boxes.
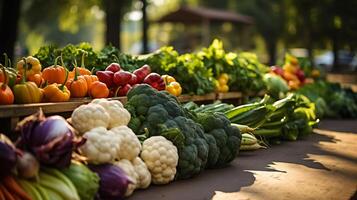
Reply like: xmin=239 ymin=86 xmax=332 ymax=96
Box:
xmin=17 ymin=56 xmax=42 ymax=77
xmin=166 ymin=82 xmax=182 ymax=96
xmin=162 ymin=75 xmax=182 ymax=96
xmin=215 ymin=73 xmax=229 ymax=93
xmin=311 ymin=69 xmax=320 ymax=78
xmin=217 ymin=84 xmax=229 ymax=93
xmin=13 ymin=58 xmax=42 ymax=104
xmin=43 ymin=70 xmax=70 ymax=102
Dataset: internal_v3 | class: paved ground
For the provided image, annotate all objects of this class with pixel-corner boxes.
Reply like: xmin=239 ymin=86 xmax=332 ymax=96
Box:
xmin=130 ymin=120 xmax=357 ymax=200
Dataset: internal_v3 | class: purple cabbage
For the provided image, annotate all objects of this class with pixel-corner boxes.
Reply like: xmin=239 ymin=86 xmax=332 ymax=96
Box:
xmin=0 ymin=134 xmax=17 ymax=179
xmin=16 ymin=110 xmax=76 ymax=168
xmin=88 ymin=164 xmax=131 ymax=200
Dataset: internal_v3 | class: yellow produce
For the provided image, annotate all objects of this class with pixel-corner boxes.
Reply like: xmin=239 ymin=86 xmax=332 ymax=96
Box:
xmin=162 ymin=75 xmax=182 ymax=97
xmin=215 ymin=73 xmax=229 ymax=93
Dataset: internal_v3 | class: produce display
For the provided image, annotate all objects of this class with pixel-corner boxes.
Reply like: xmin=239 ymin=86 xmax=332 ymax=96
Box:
xmin=0 ymin=39 xmax=356 ymax=199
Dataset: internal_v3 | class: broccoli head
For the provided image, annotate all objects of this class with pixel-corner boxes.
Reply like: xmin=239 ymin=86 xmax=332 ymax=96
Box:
xmin=125 ymin=84 xmax=209 ymax=179
xmin=196 ymin=112 xmax=242 ymax=168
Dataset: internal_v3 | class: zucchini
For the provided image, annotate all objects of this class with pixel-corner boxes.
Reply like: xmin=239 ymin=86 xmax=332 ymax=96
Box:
xmin=254 ymin=128 xmax=282 ymax=138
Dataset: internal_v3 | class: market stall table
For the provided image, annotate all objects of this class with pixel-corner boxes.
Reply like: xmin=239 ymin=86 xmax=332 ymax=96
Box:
xmin=129 ymin=120 xmax=357 ymax=200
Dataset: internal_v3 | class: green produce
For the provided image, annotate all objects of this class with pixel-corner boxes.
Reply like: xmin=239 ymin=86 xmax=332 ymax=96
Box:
xmin=17 ymin=179 xmax=43 ymax=200
xmin=263 ymin=73 xmax=289 ymax=98
xmin=61 ymin=161 xmax=100 ymax=200
xmin=39 ymin=168 xmax=80 ymax=200
xmin=241 ymin=133 xmax=258 ymax=145
xmin=231 ymin=123 xmax=255 ymax=134
xmin=225 ymin=95 xmax=271 ymax=120
xmin=240 ymin=143 xmax=265 ymax=151
xmin=125 ymin=84 xmax=210 ymax=179
xmin=195 ymin=112 xmax=242 ymax=168
xmin=191 ymin=101 xmax=234 ymax=113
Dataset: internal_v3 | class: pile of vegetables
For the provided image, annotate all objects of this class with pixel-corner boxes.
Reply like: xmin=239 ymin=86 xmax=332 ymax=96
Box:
xmin=141 ymin=40 xmax=268 ymax=95
xmin=296 ymin=80 xmax=357 ymax=118
xmin=125 ymin=84 xmax=241 ymax=179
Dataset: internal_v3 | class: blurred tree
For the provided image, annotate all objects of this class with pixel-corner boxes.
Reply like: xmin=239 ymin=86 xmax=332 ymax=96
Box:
xmin=286 ymin=0 xmax=357 ymax=68
xmin=237 ymin=0 xmax=286 ymax=65
xmin=0 ymin=0 xmax=22 ymax=60
xmin=103 ymin=0 xmax=132 ymax=50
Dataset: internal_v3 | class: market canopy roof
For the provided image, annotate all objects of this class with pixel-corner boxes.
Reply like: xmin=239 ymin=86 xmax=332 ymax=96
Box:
xmin=157 ymin=6 xmax=254 ymax=25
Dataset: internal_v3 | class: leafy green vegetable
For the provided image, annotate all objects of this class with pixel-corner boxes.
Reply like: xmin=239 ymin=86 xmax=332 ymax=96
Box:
xmin=61 ymin=161 xmax=100 ymax=200
xmin=263 ymin=73 xmax=289 ymax=98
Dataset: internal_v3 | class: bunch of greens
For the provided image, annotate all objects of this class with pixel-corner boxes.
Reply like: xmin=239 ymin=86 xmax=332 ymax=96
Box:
xmin=296 ymin=81 xmax=357 ymax=118
xmin=34 ymin=42 xmax=99 ymax=70
xmin=142 ymin=46 xmax=215 ymax=95
xmin=197 ymin=39 xmax=268 ymax=93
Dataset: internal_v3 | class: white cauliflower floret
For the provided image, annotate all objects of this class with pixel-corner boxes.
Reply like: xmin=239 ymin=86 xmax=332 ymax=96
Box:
xmin=141 ymin=136 xmax=178 ymax=184
xmin=111 ymin=126 xmax=141 ymax=160
xmin=132 ymin=157 xmax=151 ymax=189
xmin=90 ymin=99 xmax=131 ymax=128
xmin=115 ymin=157 xmax=151 ymax=197
xmin=80 ymin=127 xmax=121 ymax=164
xmin=71 ymin=104 xmax=110 ymax=134
xmin=115 ymin=159 xmax=138 ymax=197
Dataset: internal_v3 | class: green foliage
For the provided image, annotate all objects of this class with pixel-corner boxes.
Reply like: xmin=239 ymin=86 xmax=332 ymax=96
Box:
xmin=141 ymin=39 xmax=268 ymax=95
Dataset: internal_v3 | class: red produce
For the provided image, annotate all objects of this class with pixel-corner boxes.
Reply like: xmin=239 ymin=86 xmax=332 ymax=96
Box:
xmin=271 ymin=66 xmax=284 ymax=76
xmin=129 ymin=74 xmax=137 ymax=85
xmin=96 ymin=71 xmax=114 ymax=88
xmin=113 ymin=71 xmax=132 ymax=86
xmin=105 ymin=63 xmax=121 ymax=73
xmin=295 ymin=69 xmax=306 ymax=82
xmin=133 ymin=65 xmax=151 ymax=83
xmin=143 ymin=73 xmax=166 ymax=91
xmin=112 ymin=84 xmax=132 ymax=97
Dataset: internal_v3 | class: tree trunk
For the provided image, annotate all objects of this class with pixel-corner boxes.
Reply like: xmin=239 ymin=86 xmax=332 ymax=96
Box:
xmin=332 ymin=30 xmax=339 ymax=71
xmin=103 ymin=0 xmax=122 ymax=50
xmin=0 ymin=0 xmax=22 ymax=60
xmin=266 ymin=38 xmax=277 ymax=66
xmin=141 ymin=0 xmax=149 ymax=54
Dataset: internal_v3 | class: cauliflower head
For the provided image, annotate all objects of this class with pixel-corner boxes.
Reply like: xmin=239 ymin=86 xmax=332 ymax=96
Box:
xmin=111 ymin=126 xmax=141 ymax=160
xmin=132 ymin=157 xmax=151 ymax=189
xmin=91 ymin=99 xmax=131 ymax=128
xmin=80 ymin=127 xmax=121 ymax=164
xmin=141 ymin=136 xmax=178 ymax=184
xmin=71 ymin=104 xmax=110 ymax=134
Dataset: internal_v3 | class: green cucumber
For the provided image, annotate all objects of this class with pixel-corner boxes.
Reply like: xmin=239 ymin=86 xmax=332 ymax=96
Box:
xmin=254 ymin=128 xmax=282 ymax=138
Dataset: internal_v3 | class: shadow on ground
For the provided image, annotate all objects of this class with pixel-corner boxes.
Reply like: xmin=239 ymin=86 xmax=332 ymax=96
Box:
xmin=130 ymin=120 xmax=357 ymax=200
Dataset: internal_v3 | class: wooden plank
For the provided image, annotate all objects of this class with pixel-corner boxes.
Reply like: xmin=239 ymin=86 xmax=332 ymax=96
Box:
xmin=0 ymin=91 xmax=266 ymax=118
xmin=178 ymin=93 xmax=216 ymax=103
xmin=216 ymin=92 xmax=243 ymax=100
xmin=0 ymin=97 xmax=126 ymax=118
xmin=327 ymin=73 xmax=357 ymax=84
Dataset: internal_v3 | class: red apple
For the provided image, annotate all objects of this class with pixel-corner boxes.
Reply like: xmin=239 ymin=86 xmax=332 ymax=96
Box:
xmin=271 ymin=66 xmax=284 ymax=76
xmin=133 ymin=64 xmax=151 ymax=83
xmin=113 ymin=71 xmax=132 ymax=86
xmin=105 ymin=63 xmax=121 ymax=73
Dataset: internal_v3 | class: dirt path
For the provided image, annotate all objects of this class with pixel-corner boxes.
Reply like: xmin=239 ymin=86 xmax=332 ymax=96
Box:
xmin=130 ymin=120 xmax=357 ymax=200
